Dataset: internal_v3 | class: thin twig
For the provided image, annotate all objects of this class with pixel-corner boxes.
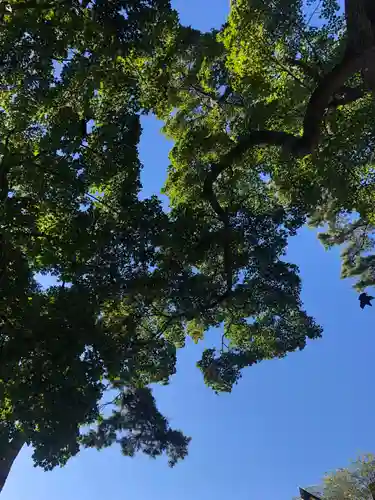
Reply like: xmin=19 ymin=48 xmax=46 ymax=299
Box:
xmin=271 ymin=56 xmax=312 ymax=90
xmin=99 ymin=392 xmax=121 ymax=411
xmin=306 ymin=0 xmax=322 ymax=27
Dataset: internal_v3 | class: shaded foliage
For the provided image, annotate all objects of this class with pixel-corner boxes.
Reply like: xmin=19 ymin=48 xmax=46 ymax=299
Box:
xmin=0 ymin=0 xmax=188 ymax=474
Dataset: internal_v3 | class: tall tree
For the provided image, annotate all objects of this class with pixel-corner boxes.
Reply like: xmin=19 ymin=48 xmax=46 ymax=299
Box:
xmin=0 ymin=0 xmax=190 ymax=492
xmin=0 ymin=1 xmax=323 ymax=488
xmin=4 ymin=0 xmax=375 ymax=492
xmin=295 ymin=454 xmax=375 ymax=499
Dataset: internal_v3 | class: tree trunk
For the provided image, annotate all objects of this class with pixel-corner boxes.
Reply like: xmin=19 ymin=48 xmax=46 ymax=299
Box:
xmin=345 ymin=0 xmax=375 ymax=90
xmin=0 ymin=433 xmax=25 ymax=494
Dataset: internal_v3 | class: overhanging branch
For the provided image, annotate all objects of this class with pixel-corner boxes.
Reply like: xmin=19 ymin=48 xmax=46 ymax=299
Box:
xmin=300 ymin=47 xmax=374 ymax=153
xmin=329 ymin=85 xmax=366 ymax=107
xmin=202 ymin=47 xmax=374 ymax=293
xmin=203 ymin=130 xmax=294 ymax=297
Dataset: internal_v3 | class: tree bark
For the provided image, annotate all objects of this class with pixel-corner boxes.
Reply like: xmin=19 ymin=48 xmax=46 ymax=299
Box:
xmin=345 ymin=0 xmax=375 ymax=51
xmin=0 ymin=433 xmax=25 ymax=494
xmin=345 ymin=0 xmax=375 ymax=89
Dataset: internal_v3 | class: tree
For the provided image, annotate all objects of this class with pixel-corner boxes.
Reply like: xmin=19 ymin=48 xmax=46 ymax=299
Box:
xmin=136 ymin=0 xmax=375 ymax=293
xmin=295 ymin=454 xmax=375 ymax=499
xmin=0 ymin=0 xmax=190 ymax=492
xmin=3 ymin=0 xmax=374 ymax=492
xmin=0 ymin=0 xmax=321 ymax=491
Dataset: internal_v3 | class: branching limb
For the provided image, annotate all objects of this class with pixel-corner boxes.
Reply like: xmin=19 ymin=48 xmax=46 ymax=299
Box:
xmin=202 ymin=47 xmax=374 ymax=295
xmin=329 ymin=85 xmax=366 ymax=107
xmin=272 ymin=57 xmax=312 ymax=89
xmin=286 ymin=57 xmax=322 ymax=82
xmin=202 ymin=131 xmax=292 ymax=298
xmin=99 ymin=393 xmax=122 ymax=411
xmin=300 ymin=46 xmax=374 ymax=153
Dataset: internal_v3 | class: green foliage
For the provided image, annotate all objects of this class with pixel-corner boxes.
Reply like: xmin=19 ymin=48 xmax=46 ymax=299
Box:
xmin=295 ymin=453 xmax=375 ymax=499
xmin=81 ymin=387 xmax=190 ymax=468
xmin=136 ymin=0 xmax=375 ymax=302
xmin=2 ymin=0 xmax=373 ymax=480
xmin=0 ymin=0 xmax=188 ymax=472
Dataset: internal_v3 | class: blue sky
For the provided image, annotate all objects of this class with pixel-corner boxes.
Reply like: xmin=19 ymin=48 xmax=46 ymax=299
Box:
xmin=5 ymin=1 xmax=374 ymax=499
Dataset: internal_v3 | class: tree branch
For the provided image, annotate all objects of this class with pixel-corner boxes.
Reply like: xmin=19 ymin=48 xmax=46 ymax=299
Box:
xmin=99 ymin=392 xmax=121 ymax=411
xmin=300 ymin=47 xmax=375 ymax=153
xmin=202 ymin=47 xmax=374 ymax=296
xmin=203 ymin=130 xmax=294 ymax=298
xmin=286 ymin=58 xmax=322 ymax=82
xmin=329 ymin=85 xmax=366 ymax=107
xmin=272 ymin=57 xmax=311 ymax=89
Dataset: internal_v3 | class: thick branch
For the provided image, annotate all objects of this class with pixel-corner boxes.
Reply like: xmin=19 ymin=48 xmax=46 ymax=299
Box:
xmin=300 ymin=47 xmax=375 ymax=152
xmin=203 ymin=130 xmax=296 ymax=199
xmin=201 ymin=50 xmax=372 ymax=183
xmin=203 ymin=130 xmax=293 ymax=296
xmin=203 ymin=50 xmax=370 ymax=174
xmin=329 ymin=85 xmax=366 ymax=107
xmin=202 ymin=48 xmax=374 ymax=292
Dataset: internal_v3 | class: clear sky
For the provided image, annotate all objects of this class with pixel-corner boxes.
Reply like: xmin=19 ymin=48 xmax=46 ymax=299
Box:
xmin=5 ymin=1 xmax=374 ymax=499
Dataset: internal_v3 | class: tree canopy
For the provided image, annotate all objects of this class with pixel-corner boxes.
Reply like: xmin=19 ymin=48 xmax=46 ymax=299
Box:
xmin=1 ymin=0 xmax=375 ymax=491
xmin=139 ymin=0 xmax=375 ymax=291
xmin=296 ymin=453 xmax=375 ymax=499
xmin=0 ymin=0 xmax=190 ymax=483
